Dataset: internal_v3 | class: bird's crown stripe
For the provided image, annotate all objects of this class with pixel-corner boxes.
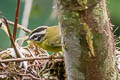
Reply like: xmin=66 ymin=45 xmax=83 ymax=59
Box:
xmin=31 ymin=26 xmax=48 ymax=35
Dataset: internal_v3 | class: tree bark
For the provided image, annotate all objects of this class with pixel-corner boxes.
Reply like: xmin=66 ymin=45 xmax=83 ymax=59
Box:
xmin=57 ymin=0 xmax=118 ymax=80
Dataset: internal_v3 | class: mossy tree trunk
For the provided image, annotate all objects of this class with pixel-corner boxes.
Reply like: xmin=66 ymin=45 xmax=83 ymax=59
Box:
xmin=57 ymin=0 xmax=119 ymax=80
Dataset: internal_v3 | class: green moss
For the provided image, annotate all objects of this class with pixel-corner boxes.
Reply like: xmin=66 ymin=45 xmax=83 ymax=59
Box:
xmin=71 ymin=11 xmax=79 ymax=17
xmin=92 ymin=4 xmax=103 ymax=21
xmin=77 ymin=0 xmax=88 ymax=9
xmin=93 ymin=33 xmax=107 ymax=53
xmin=93 ymin=33 xmax=103 ymax=49
xmin=93 ymin=33 xmax=108 ymax=64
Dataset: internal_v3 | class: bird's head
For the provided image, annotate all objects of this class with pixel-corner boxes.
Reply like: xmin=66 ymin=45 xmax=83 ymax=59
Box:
xmin=26 ymin=26 xmax=48 ymax=42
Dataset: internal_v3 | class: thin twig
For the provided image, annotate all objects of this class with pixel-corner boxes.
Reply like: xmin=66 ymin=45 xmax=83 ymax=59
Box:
xmin=2 ymin=18 xmax=20 ymax=58
xmin=0 ymin=72 xmax=41 ymax=80
xmin=7 ymin=20 xmax=31 ymax=33
xmin=113 ymin=26 xmax=119 ymax=34
xmin=13 ymin=0 xmax=20 ymax=41
xmin=20 ymin=73 xmax=41 ymax=80
xmin=0 ymin=57 xmax=63 ymax=63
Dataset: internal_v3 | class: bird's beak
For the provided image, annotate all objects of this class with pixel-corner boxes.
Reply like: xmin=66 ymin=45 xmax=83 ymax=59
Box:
xmin=25 ymin=37 xmax=30 ymax=41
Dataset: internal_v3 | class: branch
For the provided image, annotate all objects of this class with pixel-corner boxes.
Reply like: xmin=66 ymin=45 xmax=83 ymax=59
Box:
xmin=2 ymin=18 xmax=20 ymax=58
xmin=57 ymin=0 xmax=117 ymax=80
xmin=0 ymin=57 xmax=63 ymax=63
xmin=7 ymin=20 xmax=31 ymax=33
xmin=19 ymin=0 xmax=33 ymax=45
xmin=0 ymin=72 xmax=41 ymax=80
xmin=13 ymin=0 xmax=20 ymax=41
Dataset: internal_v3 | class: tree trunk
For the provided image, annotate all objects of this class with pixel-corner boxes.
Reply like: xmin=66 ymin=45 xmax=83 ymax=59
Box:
xmin=57 ymin=0 xmax=118 ymax=80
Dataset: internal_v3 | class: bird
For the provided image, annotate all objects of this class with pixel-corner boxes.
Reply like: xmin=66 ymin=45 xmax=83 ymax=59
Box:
xmin=26 ymin=25 xmax=62 ymax=53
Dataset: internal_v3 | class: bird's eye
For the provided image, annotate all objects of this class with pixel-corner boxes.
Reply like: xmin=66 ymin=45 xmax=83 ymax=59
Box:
xmin=33 ymin=35 xmax=39 ymax=41
xmin=34 ymin=35 xmax=37 ymax=38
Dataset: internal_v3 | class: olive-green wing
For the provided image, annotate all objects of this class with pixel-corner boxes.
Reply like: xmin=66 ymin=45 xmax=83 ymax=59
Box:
xmin=45 ymin=26 xmax=61 ymax=48
xmin=47 ymin=35 xmax=61 ymax=47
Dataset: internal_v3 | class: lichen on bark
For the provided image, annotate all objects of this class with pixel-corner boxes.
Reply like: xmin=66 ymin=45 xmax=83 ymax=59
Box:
xmin=57 ymin=0 xmax=118 ymax=80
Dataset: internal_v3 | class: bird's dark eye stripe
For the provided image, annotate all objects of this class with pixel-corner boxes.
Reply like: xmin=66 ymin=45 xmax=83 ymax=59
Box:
xmin=31 ymin=27 xmax=47 ymax=36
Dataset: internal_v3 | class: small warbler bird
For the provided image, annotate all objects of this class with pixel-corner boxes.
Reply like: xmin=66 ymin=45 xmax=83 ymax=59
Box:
xmin=26 ymin=26 xmax=62 ymax=52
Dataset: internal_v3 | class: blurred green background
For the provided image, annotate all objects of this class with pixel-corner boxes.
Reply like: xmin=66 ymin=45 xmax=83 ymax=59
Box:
xmin=0 ymin=0 xmax=119 ymax=49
